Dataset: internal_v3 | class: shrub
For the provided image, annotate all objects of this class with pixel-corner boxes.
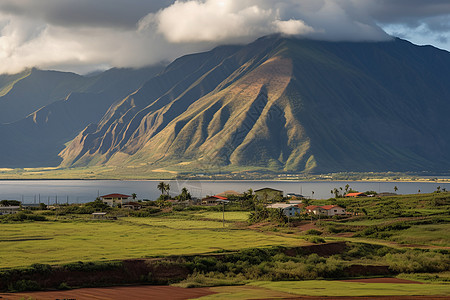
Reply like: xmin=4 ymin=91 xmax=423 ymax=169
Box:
xmin=306 ymin=236 xmax=326 ymax=243
xmin=58 ymin=282 xmax=71 ymax=290
xmin=8 ymin=280 xmax=40 ymax=292
xmin=385 ymin=250 xmax=450 ymax=273
xmin=305 ymin=229 xmax=323 ymax=235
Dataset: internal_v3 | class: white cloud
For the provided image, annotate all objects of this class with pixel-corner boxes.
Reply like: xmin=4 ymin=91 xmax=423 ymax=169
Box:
xmin=0 ymin=0 xmax=448 ymax=74
xmin=274 ymin=19 xmax=314 ymax=35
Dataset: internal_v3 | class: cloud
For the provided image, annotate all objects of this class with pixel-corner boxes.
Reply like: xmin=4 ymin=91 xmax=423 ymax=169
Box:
xmin=0 ymin=0 xmax=449 ymax=74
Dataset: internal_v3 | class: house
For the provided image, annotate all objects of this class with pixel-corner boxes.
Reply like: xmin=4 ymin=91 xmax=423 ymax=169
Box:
xmin=345 ymin=192 xmax=367 ymax=197
xmin=266 ymin=203 xmax=301 ymax=217
xmin=254 ymin=188 xmax=283 ymax=201
xmin=0 ymin=206 xmax=20 ymax=215
xmin=320 ymin=205 xmax=346 ymax=216
xmin=122 ymin=202 xmax=142 ymax=210
xmin=92 ymin=212 xmax=107 ymax=219
xmin=215 ymin=190 xmax=243 ymax=198
xmin=286 ymin=193 xmax=304 ymax=199
xmin=305 ymin=205 xmax=327 ymax=215
xmin=288 ymin=200 xmax=303 ymax=205
xmin=100 ymin=193 xmax=132 ymax=207
xmin=201 ymin=195 xmax=229 ymax=206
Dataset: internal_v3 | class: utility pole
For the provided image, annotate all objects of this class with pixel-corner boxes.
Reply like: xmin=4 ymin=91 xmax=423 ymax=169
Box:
xmin=222 ymin=201 xmax=225 ymax=228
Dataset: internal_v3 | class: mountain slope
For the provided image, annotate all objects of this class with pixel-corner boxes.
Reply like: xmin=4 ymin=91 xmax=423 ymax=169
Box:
xmin=53 ymin=37 xmax=450 ymax=173
xmin=0 ymin=66 xmax=163 ymax=167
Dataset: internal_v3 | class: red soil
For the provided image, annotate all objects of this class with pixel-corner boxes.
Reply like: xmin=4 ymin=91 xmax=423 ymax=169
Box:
xmin=0 ymin=285 xmax=215 ymax=300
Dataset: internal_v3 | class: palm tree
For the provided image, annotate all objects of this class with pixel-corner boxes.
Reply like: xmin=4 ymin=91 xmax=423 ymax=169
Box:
xmin=132 ymin=193 xmax=137 ymax=200
xmin=157 ymin=182 xmax=166 ymax=195
xmin=165 ymin=183 xmax=171 ymax=197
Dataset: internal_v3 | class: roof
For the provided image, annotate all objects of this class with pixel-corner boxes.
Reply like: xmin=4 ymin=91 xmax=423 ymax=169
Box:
xmin=216 ymin=190 xmax=243 ymax=197
xmin=321 ymin=205 xmax=344 ymax=210
xmin=254 ymin=187 xmax=283 ymax=193
xmin=101 ymin=193 xmax=131 ymax=198
xmin=305 ymin=205 xmax=321 ymax=210
xmin=201 ymin=195 xmax=228 ymax=201
xmin=267 ymin=203 xmax=296 ymax=209
xmin=0 ymin=206 xmax=21 ymax=210
xmin=345 ymin=192 xmax=366 ymax=197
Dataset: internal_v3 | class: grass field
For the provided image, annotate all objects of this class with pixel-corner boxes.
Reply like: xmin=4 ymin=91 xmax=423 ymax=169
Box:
xmin=195 ymin=280 xmax=450 ymax=299
xmin=0 ymin=216 xmax=305 ymax=269
xmin=388 ymin=224 xmax=450 ymax=247
xmin=193 ymin=211 xmax=250 ymax=222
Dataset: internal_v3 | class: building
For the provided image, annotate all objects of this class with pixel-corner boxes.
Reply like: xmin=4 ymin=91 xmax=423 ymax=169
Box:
xmin=345 ymin=192 xmax=367 ymax=197
xmin=0 ymin=206 xmax=20 ymax=215
xmin=266 ymin=203 xmax=301 ymax=217
xmin=305 ymin=205 xmax=327 ymax=215
xmin=201 ymin=195 xmax=229 ymax=206
xmin=320 ymin=205 xmax=346 ymax=216
xmin=254 ymin=188 xmax=283 ymax=201
xmin=215 ymin=190 xmax=244 ymax=198
xmin=286 ymin=193 xmax=304 ymax=199
xmin=305 ymin=205 xmax=346 ymax=216
xmin=100 ymin=193 xmax=132 ymax=207
xmin=122 ymin=202 xmax=143 ymax=210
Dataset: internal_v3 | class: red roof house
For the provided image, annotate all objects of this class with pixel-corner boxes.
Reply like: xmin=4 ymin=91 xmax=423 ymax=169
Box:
xmin=345 ymin=192 xmax=367 ymax=197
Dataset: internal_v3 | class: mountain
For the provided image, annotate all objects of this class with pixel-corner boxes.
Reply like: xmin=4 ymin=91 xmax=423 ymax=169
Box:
xmin=0 ymin=66 xmax=164 ymax=167
xmin=58 ymin=36 xmax=450 ymax=174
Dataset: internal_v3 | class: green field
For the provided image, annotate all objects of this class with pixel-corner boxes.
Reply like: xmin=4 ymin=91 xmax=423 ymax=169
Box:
xmin=193 ymin=280 xmax=450 ymax=299
xmin=0 ymin=216 xmax=305 ymax=269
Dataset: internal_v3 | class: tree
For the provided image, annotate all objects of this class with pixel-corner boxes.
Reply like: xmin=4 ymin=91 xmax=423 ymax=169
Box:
xmin=157 ymin=182 xmax=166 ymax=196
xmin=165 ymin=183 xmax=171 ymax=197
xmin=303 ymin=198 xmax=312 ymax=207
xmin=178 ymin=187 xmax=191 ymax=201
xmin=132 ymin=193 xmax=137 ymax=200
xmin=394 ymin=186 xmax=398 ymax=192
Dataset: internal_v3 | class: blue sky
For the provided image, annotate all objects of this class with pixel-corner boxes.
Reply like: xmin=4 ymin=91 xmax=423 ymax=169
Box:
xmin=0 ymin=0 xmax=449 ymax=74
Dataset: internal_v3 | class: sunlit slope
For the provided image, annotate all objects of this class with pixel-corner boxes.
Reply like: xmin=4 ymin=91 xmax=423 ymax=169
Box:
xmin=60 ymin=36 xmax=450 ymax=173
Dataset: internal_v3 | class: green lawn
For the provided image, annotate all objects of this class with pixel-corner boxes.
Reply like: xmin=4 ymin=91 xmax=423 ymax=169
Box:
xmin=197 ymin=280 xmax=450 ymax=299
xmin=389 ymin=224 xmax=450 ymax=247
xmin=251 ymin=280 xmax=450 ymax=297
xmin=0 ymin=217 xmax=305 ymax=269
xmin=193 ymin=211 xmax=250 ymax=222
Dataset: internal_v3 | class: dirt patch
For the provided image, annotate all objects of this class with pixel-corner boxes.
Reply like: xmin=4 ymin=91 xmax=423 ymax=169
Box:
xmin=0 ymin=285 xmax=215 ymax=300
xmin=339 ymin=278 xmax=423 ymax=284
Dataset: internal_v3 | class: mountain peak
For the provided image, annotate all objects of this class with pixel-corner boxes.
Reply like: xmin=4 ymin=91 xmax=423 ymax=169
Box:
xmin=58 ymin=37 xmax=450 ymax=174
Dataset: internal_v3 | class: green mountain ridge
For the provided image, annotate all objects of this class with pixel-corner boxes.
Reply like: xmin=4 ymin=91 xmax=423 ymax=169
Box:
xmin=0 ymin=66 xmax=164 ymax=167
xmin=59 ymin=36 xmax=450 ymax=174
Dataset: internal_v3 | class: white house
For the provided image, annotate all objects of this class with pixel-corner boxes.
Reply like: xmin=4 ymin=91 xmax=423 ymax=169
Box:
xmin=320 ymin=205 xmax=346 ymax=216
xmin=267 ymin=203 xmax=301 ymax=217
xmin=100 ymin=193 xmax=132 ymax=207
xmin=0 ymin=206 xmax=21 ymax=215
xmin=305 ymin=205 xmax=327 ymax=215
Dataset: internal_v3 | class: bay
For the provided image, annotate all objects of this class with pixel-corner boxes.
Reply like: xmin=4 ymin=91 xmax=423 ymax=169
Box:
xmin=0 ymin=180 xmax=448 ymax=204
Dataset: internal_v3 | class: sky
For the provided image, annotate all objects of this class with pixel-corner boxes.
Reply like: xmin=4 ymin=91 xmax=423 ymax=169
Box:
xmin=0 ymin=0 xmax=449 ymax=74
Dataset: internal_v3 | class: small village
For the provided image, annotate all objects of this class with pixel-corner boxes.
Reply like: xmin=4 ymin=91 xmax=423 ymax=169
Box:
xmin=0 ymin=184 xmax=390 ymax=221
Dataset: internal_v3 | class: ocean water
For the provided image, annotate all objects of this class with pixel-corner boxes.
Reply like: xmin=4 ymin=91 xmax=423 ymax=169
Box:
xmin=0 ymin=179 xmax=448 ymax=204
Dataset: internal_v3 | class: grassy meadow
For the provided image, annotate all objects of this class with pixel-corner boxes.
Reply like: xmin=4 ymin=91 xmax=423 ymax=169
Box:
xmin=195 ymin=280 xmax=450 ymax=299
xmin=0 ymin=215 xmax=304 ymax=269
xmin=0 ymin=191 xmax=449 ymax=297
